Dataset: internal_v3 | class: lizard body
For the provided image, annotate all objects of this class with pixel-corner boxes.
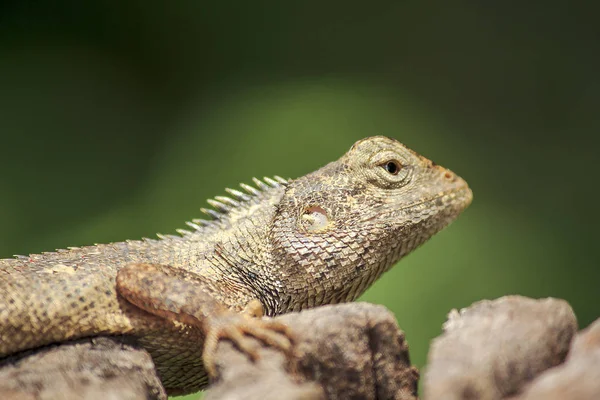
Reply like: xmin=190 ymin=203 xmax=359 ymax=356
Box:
xmin=0 ymin=136 xmax=472 ymax=394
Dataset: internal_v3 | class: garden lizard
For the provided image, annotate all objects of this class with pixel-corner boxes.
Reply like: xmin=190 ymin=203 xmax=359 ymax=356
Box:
xmin=0 ymin=136 xmax=472 ymax=395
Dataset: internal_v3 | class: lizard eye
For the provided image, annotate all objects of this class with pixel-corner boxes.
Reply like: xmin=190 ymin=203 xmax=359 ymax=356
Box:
xmin=381 ymin=160 xmax=401 ymax=175
xmin=368 ymin=150 xmax=411 ymax=188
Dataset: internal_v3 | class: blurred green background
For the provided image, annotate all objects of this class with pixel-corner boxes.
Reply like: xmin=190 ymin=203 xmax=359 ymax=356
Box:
xmin=1 ymin=2 xmax=598 ymax=398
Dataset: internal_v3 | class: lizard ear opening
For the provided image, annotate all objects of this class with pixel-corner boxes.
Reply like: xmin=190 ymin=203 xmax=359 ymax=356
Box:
xmin=299 ymin=206 xmax=332 ymax=233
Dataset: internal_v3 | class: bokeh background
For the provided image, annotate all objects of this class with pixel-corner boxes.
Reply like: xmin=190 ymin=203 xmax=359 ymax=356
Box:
xmin=1 ymin=2 xmax=598 ymax=398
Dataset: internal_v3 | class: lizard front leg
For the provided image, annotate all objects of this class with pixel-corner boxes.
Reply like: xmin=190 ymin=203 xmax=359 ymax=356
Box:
xmin=115 ymin=263 xmax=293 ymax=377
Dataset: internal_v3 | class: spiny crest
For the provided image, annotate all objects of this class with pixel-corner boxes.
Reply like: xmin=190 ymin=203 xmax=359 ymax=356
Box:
xmin=9 ymin=176 xmax=289 ymax=258
xmin=158 ymin=176 xmax=288 ymax=239
xmin=197 ymin=175 xmax=287 ymax=224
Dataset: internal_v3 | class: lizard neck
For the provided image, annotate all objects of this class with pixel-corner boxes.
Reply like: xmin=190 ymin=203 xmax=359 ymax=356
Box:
xmin=166 ymin=185 xmax=288 ymax=312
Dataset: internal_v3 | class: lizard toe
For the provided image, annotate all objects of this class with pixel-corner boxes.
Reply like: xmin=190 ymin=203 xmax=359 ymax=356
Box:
xmin=201 ymin=313 xmax=294 ymax=378
xmin=240 ymin=319 xmax=294 ymax=354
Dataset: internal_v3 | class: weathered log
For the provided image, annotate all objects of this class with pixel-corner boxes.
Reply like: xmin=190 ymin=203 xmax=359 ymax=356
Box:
xmin=509 ymin=317 xmax=600 ymax=400
xmin=0 ymin=336 xmax=166 ymax=400
xmin=423 ymin=296 xmax=578 ymax=400
xmin=0 ymin=303 xmax=418 ymax=400
xmin=206 ymin=302 xmax=419 ymax=400
xmin=3 ymin=296 xmax=594 ymax=400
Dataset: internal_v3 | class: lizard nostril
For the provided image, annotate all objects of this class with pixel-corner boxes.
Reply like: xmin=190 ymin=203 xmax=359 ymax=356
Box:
xmin=444 ymin=171 xmax=455 ymax=181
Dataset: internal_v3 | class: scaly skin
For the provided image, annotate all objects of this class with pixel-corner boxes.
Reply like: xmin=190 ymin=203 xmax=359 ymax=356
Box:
xmin=0 ymin=136 xmax=472 ymax=395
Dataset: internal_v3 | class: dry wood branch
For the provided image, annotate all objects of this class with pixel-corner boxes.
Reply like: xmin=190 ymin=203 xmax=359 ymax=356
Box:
xmin=508 ymin=317 xmax=600 ymax=400
xmin=205 ymin=302 xmax=419 ymax=400
xmin=423 ymin=296 xmax=578 ymax=400
xmin=0 ymin=337 xmax=166 ymax=400
xmin=3 ymin=296 xmax=597 ymax=400
xmin=0 ymin=303 xmax=418 ymax=400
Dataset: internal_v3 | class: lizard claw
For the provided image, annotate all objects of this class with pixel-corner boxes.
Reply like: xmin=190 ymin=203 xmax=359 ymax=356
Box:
xmin=202 ymin=312 xmax=294 ymax=378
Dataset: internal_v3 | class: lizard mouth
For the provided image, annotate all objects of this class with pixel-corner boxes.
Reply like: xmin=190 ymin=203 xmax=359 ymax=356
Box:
xmin=359 ymin=181 xmax=472 ymax=224
xmin=401 ymin=185 xmax=473 ymax=212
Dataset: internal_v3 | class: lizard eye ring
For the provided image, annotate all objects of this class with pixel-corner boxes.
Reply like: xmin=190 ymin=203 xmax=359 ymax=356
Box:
xmin=367 ymin=150 xmax=411 ymax=188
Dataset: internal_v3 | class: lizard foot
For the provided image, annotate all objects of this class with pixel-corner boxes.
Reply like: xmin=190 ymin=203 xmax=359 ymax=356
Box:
xmin=202 ymin=304 xmax=294 ymax=378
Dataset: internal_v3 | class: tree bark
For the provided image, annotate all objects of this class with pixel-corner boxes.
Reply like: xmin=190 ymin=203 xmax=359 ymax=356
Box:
xmin=0 ymin=336 xmax=166 ymax=400
xmin=2 ymin=297 xmax=598 ymax=400
xmin=205 ymin=302 xmax=419 ymax=400
xmin=508 ymin=317 xmax=600 ymax=400
xmin=423 ymin=296 xmax=578 ymax=400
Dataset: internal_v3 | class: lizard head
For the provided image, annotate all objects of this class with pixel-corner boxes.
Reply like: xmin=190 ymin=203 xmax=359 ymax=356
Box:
xmin=270 ymin=136 xmax=472 ymax=308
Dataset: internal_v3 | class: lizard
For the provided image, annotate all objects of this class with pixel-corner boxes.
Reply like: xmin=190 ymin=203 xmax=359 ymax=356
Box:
xmin=0 ymin=136 xmax=472 ymax=395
